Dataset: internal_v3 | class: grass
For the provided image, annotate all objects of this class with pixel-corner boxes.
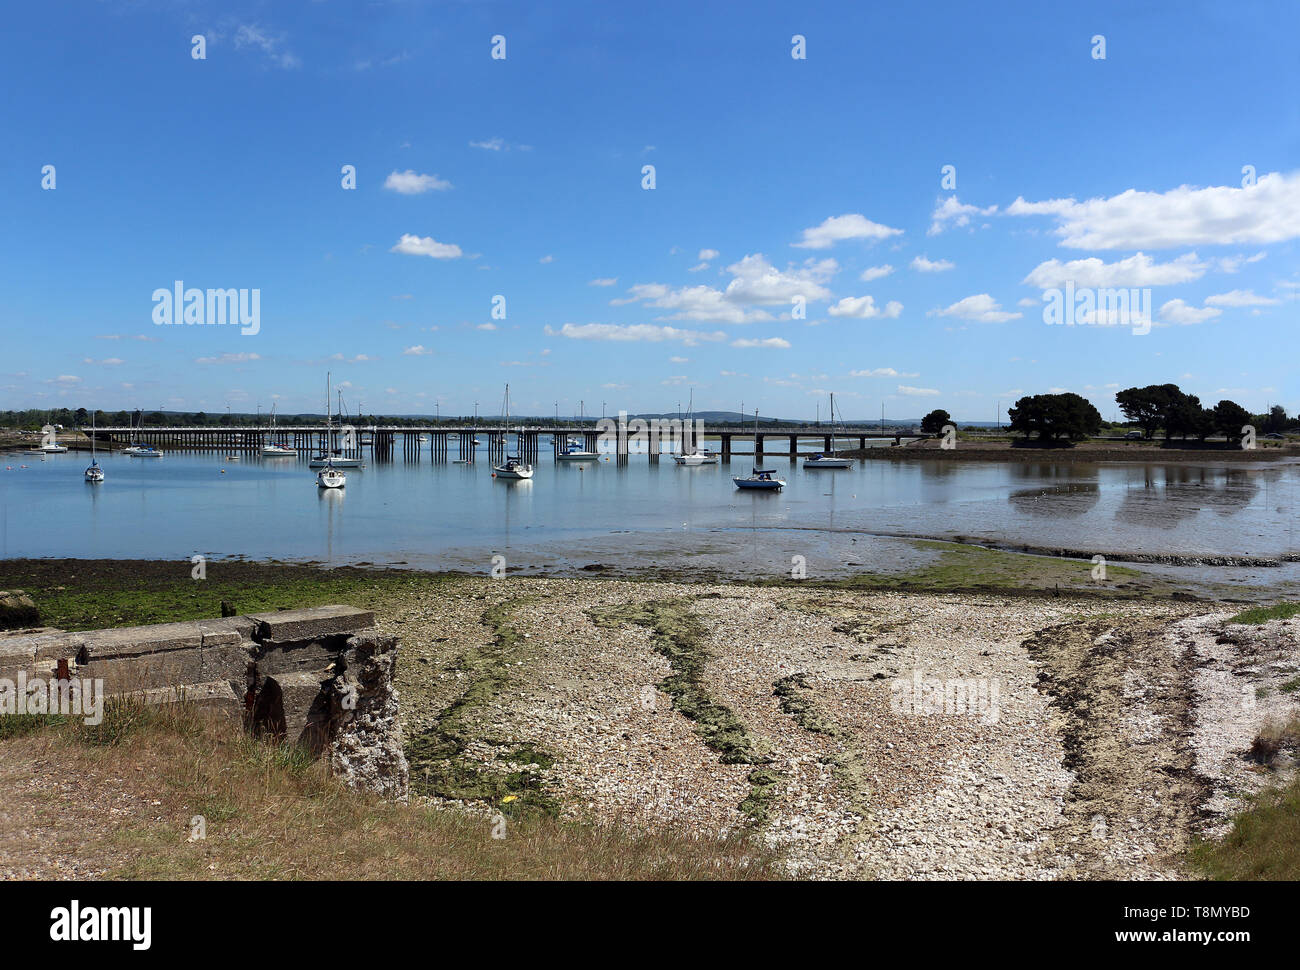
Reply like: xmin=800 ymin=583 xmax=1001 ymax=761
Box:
xmin=1 ymin=698 xmax=783 ymax=880
xmin=0 ymin=558 xmax=459 ymax=631
xmin=1191 ymin=720 xmax=1300 ymax=880
xmin=832 ymin=540 xmax=1146 ymax=594
xmin=1228 ymin=602 xmax=1300 ymax=625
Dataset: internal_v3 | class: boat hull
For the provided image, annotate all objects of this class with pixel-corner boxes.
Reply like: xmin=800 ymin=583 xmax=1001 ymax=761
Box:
xmin=733 ymin=478 xmax=785 ymax=490
xmin=494 ymin=465 xmax=534 ymax=480
xmin=804 ymin=457 xmax=853 ymax=468
xmin=308 ymin=456 xmax=363 ymax=468
xmin=556 ymin=452 xmax=599 ymax=461
xmin=316 ymin=472 xmax=346 ymax=488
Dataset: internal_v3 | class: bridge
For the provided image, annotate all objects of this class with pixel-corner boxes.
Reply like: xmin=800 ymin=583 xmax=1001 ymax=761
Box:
xmin=89 ymin=424 xmax=916 ymax=462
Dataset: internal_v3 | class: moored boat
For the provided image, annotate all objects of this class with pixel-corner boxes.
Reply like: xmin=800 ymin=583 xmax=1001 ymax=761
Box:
xmin=315 ymin=460 xmax=346 ymax=489
xmin=733 ymin=467 xmax=785 ymax=490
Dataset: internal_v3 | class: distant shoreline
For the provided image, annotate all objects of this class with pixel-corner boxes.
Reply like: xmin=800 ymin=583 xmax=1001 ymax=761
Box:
xmin=845 ymin=440 xmax=1294 ymax=463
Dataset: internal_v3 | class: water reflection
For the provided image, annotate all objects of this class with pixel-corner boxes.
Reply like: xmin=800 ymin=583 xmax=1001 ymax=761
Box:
xmin=1008 ymin=482 xmax=1101 ymax=518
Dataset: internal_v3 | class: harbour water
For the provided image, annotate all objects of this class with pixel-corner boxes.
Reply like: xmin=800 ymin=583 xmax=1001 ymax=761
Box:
xmin=2 ymin=444 xmax=1298 ymax=583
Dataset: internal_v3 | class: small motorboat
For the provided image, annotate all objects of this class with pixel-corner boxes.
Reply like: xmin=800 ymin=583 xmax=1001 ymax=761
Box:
xmin=733 ymin=467 xmax=785 ymax=490
xmin=493 ymin=455 xmax=534 ymax=480
xmin=804 ymin=453 xmax=853 ymax=468
xmin=129 ymin=446 xmax=163 ymax=457
xmin=225 ymin=455 xmax=240 ymax=461
xmin=308 ymin=453 xmax=363 ymax=468
xmin=315 ymin=461 xmax=346 ymax=489
xmin=556 ymin=437 xmax=599 ymax=461
xmin=673 ymin=451 xmax=719 ymax=465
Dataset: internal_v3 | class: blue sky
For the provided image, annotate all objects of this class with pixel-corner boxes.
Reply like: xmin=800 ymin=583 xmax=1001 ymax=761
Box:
xmin=1 ymin=0 xmax=1296 ymax=421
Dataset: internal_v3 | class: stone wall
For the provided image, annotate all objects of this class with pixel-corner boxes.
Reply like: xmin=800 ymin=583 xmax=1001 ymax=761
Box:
xmin=0 ymin=605 xmax=409 ymax=800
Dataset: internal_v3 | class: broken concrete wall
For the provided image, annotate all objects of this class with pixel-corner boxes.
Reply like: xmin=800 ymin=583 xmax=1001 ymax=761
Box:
xmin=0 ymin=605 xmax=409 ymax=800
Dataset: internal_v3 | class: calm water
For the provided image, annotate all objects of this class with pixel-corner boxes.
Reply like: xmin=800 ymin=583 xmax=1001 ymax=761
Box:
xmin=2 ymin=444 xmax=1299 ymax=580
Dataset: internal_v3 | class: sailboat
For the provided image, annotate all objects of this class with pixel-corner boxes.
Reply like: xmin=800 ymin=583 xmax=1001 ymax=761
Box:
xmin=804 ymin=392 xmax=854 ymax=468
xmin=733 ymin=409 xmax=785 ymax=488
xmin=84 ymin=412 xmax=104 ymax=482
xmin=315 ymin=458 xmax=346 ymax=489
xmin=124 ymin=409 xmax=163 ymax=456
xmin=733 ymin=467 xmax=785 ymax=490
xmin=672 ymin=389 xmax=718 ymax=464
xmin=492 ymin=384 xmax=534 ymax=480
xmin=261 ymin=403 xmax=295 ymax=456
xmin=309 ymin=373 xmax=363 ymax=468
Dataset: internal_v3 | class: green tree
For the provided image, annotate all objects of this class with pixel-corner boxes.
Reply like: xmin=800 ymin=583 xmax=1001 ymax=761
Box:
xmin=1008 ymin=392 xmax=1102 ymax=442
xmin=1212 ymin=400 xmax=1252 ymax=443
xmin=920 ymin=408 xmax=952 ymax=435
xmin=1115 ymin=383 xmax=1180 ymax=438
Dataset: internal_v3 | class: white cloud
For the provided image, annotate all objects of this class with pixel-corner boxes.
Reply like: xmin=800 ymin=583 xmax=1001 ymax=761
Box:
xmin=1215 ymin=251 xmax=1267 ymax=273
xmin=859 ymin=264 xmax=894 ymax=282
xmin=588 ymin=278 xmax=618 ymax=287
xmin=539 ymin=255 xmax=554 ymax=264
xmin=669 ymin=356 xmax=689 ymax=363
xmin=1158 ymin=299 xmax=1222 ymax=325
xmin=698 ymin=248 xmax=719 ymax=260
xmin=390 ymin=234 xmax=463 ymax=259
xmin=1204 ymin=289 xmax=1280 ymax=307
xmin=898 ymin=385 xmax=940 ymax=397
xmin=928 ymin=196 xmax=997 ymax=235
xmin=792 ymin=213 xmax=903 ymax=249
xmin=469 ymin=137 xmax=506 ymax=151
xmin=731 ymin=337 xmax=791 ymax=349
xmin=1022 ymin=251 xmax=1207 ymax=289
xmin=476 ymin=323 xmax=497 ymax=331
xmin=194 ymin=352 xmax=261 ymax=365
xmin=383 ymin=170 xmax=452 ymax=194
xmin=827 ymin=296 xmax=904 ymax=319
xmin=932 ymin=294 xmax=1021 ymax=323
xmin=544 ymin=323 xmax=727 ymax=346
xmin=1005 ymin=171 xmax=1300 ymax=249
xmin=612 ymin=254 xmax=838 ymax=323
xmin=233 ymin=24 xmax=300 ymax=69
xmin=851 ymin=367 xmax=918 ymax=378
xmin=722 ymin=254 xmax=836 ymax=304
xmin=911 ymin=255 xmax=954 ymax=273
xmin=402 ymin=345 xmax=433 ymax=356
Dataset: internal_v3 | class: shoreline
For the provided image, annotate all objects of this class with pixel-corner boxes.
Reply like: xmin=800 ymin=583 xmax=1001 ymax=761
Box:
xmin=3 ymin=557 xmax=1297 ymax=880
xmin=846 ymin=441 xmax=1295 ymax=463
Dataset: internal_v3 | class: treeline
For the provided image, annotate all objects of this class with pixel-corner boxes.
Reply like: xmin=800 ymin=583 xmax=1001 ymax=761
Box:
xmin=919 ymin=384 xmax=1293 ymax=444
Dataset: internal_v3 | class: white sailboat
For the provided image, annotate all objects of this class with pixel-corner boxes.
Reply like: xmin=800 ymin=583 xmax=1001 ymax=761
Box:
xmin=309 ymin=373 xmax=363 ymax=468
xmin=84 ymin=412 xmax=104 ymax=482
xmin=805 ymin=392 xmax=854 ymax=468
xmin=315 ymin=458 xmax=346 ymax=489
xmin=493 ymin=384 xmax=534 ymax=480
xmin=124 ymin=410 xmax=163 ymax=456
xmin=36 ymin=419 xmax=68 ymax=454
xmin=672 ymin=389 xmax=718 ymax=464
xmin=261 ymin=403 xmax=295 ymax=455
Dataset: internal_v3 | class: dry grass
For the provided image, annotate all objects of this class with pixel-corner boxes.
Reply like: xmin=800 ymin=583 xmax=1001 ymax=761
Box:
xmin=0 ymin=700 xmax=783 ymax=880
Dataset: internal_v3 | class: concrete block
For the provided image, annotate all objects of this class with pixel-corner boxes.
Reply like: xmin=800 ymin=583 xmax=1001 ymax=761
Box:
xmin=248 ymin=605 xmax=374 ymax=644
